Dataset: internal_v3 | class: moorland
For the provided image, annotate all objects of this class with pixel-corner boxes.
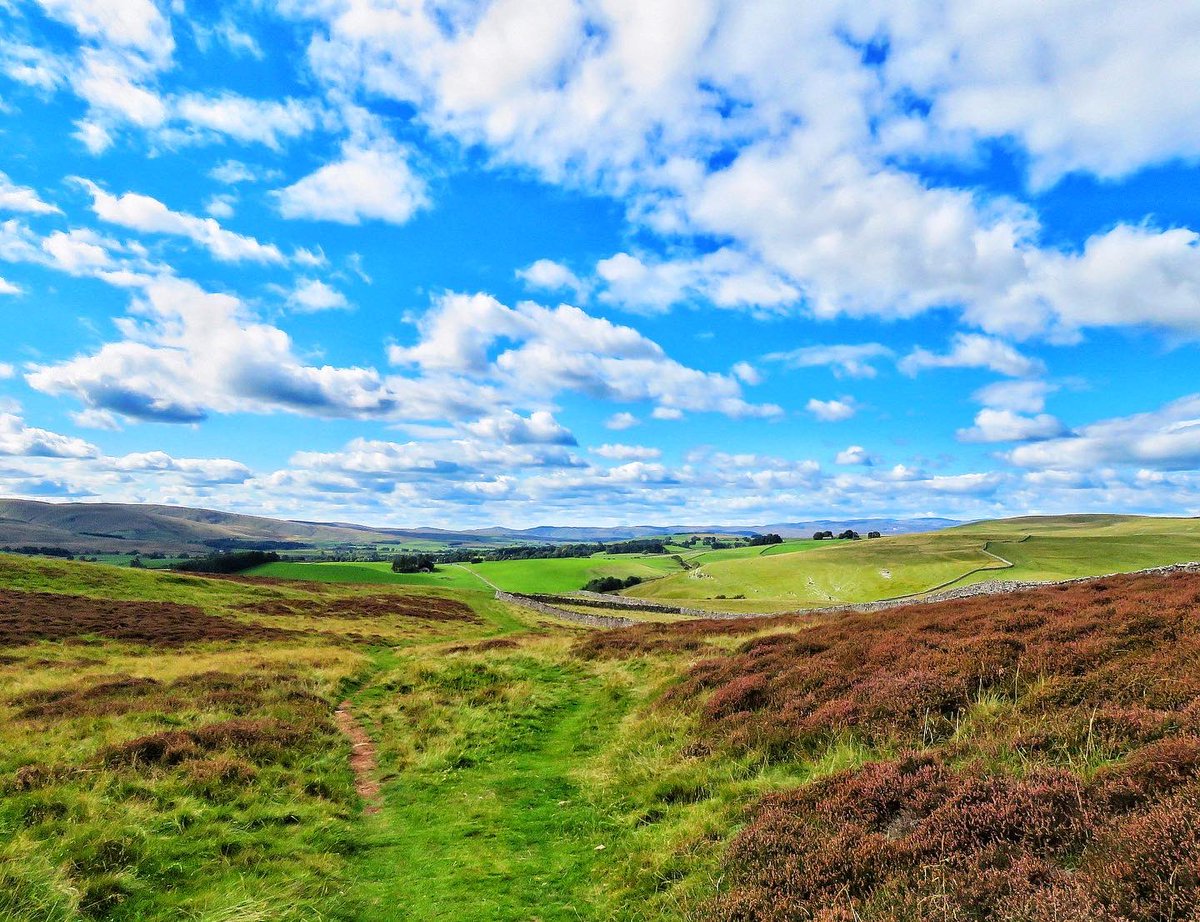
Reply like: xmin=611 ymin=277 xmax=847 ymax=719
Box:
xmin=4 ymin=511 xmax=1200 ymax=919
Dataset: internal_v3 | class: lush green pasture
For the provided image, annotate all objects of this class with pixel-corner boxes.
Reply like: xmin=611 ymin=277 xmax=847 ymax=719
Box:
xmin=677 ymin=539 xmax=824 ymax=566
xmin=628 ymin=532 xmax=1002 ymax=607
xmin=249 ymin=560 xmax=493 ymax=591
xmin=951 ymin=513 xmax=1200 ymax=538
xmin=249 ymin=555 xmax=688 ymax=595
xmin=463 ymin=553 xmax=687 ymax=594
xmin=956 ymin=533 xmax=1200 ymax=584
xmin=629 ymin=515 xmax=1200 ymax=609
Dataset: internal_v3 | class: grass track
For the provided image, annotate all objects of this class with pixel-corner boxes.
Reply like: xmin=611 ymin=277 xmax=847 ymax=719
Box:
xmin=351 ymin=654 xmax=627 ymax=920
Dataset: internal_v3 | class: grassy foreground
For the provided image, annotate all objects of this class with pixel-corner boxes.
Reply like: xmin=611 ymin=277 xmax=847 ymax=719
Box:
xmin=0 ymin=554 xmax=804 ymax=920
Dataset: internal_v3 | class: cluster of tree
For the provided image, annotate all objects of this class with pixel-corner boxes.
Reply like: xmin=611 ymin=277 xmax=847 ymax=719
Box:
xmin=173 ymin=551 xmax=281 ymax=574
xmin=678 ymin=535 xmax=736 ymax=549
xmin=1 ymin=545 xmax=75 ymax=558
xmin=812 ymin=530 xmax=883 ymax=541
xmin=747 ymin=533 xmax=784 ymax=546
xmin=441 ymin=538 xmax=668 ymax=564
xmin=391 ymin=553 xmax=437 ymax=573
xmin=583 ymin=575 xmax=644 ymax=593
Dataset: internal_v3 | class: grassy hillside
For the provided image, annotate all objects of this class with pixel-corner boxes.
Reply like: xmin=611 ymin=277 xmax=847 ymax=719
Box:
xmin=629 ymin=514 xmax=1200 ymax=610
xmin=627 ymin=531 xmax=1002 ymax=608
xmin=464 ymin=553 xmax=687 ymax=594
xmin=3 ymin=553 xmax=1200 ymax=918
xmin=0 ymin=499 xmax=415 ymax=555
xmin=249 ymin=554 xmax=688 ymax=594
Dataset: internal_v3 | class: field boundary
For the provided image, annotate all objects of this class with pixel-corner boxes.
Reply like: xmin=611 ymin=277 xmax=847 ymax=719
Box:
xmin=493 ymin=591 xmax=639 ymax=628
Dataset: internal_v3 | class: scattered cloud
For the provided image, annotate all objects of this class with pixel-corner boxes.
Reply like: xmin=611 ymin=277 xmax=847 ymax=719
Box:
xmin=973 ymin=380 xmax=1057 ymax=414
xmin=389 ymin=292 xmax=781 ymax=420
xmin=806 ymin=397 xmax=857 ymax=422
xmin=286 ymin=278 xmax=350 ymax=313
xmin=958 ymin=409 xmax=1066 ymax=444
xmin=175 ymin=93 xmax=318 ymax=148
xmin=464 ymin=410 xmax=576 ymax=446
xmin=78 ymin=180 xmax=285 ymax=264
xmin=0 ymin=171 xmax=60 ymax=214
xmin=592 ymin=443 xmax=661 ymax=461
xmin=0 ymin=411 xmax=97 ymax=458
xmin=275 ymin=139 xmax=427 ymax=225
xmin=766 ymin=343 xmax=894 ymax=379
xmin=516 ymin=259 xmax=586 ymax=298
xmin=208 ymin=159 xmax=282 ymax=185
xmin=899 ymin=334 xmax=1044 ymax=378
xmin=1009 ymin=395 xmax=1200 ymax=471
xmin=835 ymin=445 xmax=873 ymax=466
xmin=203 ymin=193 xmax=235 ymax=218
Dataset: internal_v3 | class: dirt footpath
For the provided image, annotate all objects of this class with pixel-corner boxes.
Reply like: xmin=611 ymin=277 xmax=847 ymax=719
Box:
xmin=335 ymin=701 xmax=381 ymax=814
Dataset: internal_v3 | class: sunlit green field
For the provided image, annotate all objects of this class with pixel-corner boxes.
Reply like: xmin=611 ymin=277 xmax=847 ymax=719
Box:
xmin=250 ymin=560 xmax=493 ymax=591
xmin=464 ymin=553 xmax=687 ymax=594
xmin=627 ymin=515 xmax=1200 ymax=609
xmin=627 ymin=532 xmax=1002 ymax=608
xmin=249 ymin=555 xmax=689 ymax=595
xmin=250 ymin=517 xmax=1200 ymax=612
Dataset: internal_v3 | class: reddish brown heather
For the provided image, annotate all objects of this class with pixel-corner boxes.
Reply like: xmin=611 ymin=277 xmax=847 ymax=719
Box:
xmin=0 ymin=588 xmax=298 ymax=647
xmin=99 ymin=718 xmax=317 ymax=767
xmin=663 ymin=570 xmax=1200 ymax=756
xmin=445 ymin=636 xmax=522 ymax=654
xmin=240 ymin=592 xmax=478 ymax=622
xmin=640 ymin=569 xmax=1200 ymax=920
xmin=573 ymin=615 xmax=804 ymax=659
xmin=8 ymin=670 xmax=330 ymax=721
xmin=715 ymin=744 xmax=1200 ymax=921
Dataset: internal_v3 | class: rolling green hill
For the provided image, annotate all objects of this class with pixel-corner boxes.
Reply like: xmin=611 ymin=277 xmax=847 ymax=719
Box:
xmin=252 ymin=554 xmax=692 ymax=595
xmin=626 ymin=515 xmax=1200 ymax=610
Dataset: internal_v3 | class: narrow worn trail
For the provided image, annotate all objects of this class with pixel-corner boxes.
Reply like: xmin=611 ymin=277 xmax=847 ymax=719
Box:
xmin=336 ymin=700 xmax=381 ymax=815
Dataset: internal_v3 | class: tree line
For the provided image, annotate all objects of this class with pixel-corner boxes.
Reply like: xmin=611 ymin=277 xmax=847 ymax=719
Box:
xmin=812 ymin=530 xmax=883 ymax=540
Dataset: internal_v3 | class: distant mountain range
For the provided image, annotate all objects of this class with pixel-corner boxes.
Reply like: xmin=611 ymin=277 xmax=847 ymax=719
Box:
xmin=0 ymin=498 xmax=961 ymax=554
xmin=471 ymin=519 xmax=961 ymax=542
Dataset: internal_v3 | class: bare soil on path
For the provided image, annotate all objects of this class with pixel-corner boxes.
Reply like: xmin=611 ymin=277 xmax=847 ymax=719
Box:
xmin=336 ymin=700 xmax=381 ymax=814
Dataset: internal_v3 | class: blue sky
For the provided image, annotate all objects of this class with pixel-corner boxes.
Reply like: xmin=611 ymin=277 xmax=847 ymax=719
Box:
xmin=1 ymin=0 xmax=1200 ymax=527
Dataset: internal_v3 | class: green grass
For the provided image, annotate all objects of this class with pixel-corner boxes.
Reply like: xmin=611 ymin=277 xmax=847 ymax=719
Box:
xmin=954 ymin=533 xmax=1200 ymax=585
xmin=628 ymin=515 xmax=1200 ymax=609
xmin=462 ymin=554 xmax=687 ymax=595
xmin=676 ymin=539 xmax=823 ymax=566
xmin=627 ymin=533 xmax=1001 ymax=607
xmin=352 ymin=652 xmax=627 ymax=920
xmin=249 ymin=560 xmax=493 ymax=591
xmin=248 ymin=555 xmax=689 ymax=595
xmin=0 ymin=554 xmax=538 ymax=921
